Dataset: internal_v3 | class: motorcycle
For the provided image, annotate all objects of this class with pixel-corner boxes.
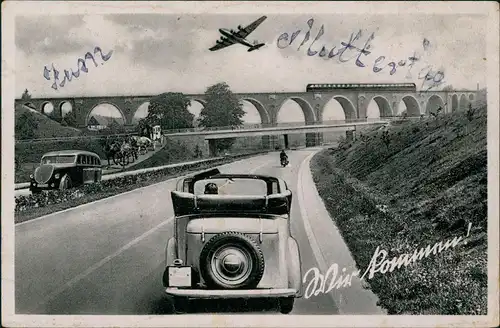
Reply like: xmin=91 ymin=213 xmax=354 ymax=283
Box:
xmin=280 ymin=157 xmax=289 ymax=167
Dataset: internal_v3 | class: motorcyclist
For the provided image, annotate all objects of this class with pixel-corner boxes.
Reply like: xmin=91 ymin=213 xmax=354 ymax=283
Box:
xmin=280 ymin=149 xmax=288 ymax=165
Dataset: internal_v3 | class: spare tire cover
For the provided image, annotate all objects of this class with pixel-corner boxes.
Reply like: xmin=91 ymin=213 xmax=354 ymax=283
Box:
xmin=199 ymin=231 xmax=265 ymax=289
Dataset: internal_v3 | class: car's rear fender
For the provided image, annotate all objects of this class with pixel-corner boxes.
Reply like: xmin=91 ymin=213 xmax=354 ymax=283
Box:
xmin=165 ymin=237 xmax=176 ymax=266
xmin=287 ymin=236 xmax=303 ymax=297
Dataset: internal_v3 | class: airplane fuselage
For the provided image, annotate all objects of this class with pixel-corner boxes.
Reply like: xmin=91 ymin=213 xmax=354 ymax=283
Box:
xmin=219 ymin=28 xmax=254 ymax=48
xmin=209 ymin=15 xmax=266 ymax=52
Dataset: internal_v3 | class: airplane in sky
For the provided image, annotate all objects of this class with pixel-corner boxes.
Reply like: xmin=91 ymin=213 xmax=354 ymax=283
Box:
xmin=209 ymin=16 xmax=267 ymax=52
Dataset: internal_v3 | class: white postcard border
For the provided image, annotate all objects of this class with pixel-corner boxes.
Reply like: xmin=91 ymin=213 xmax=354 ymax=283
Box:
xmin=2 ymin=1 xmax=499 ymax=327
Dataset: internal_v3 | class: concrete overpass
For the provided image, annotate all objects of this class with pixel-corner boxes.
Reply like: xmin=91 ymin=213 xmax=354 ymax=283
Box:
xmin=161 ymin=118 xmax=396 ymax=156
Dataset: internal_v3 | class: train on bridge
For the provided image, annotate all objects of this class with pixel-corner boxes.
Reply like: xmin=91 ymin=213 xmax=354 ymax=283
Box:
xmin=306 ymin=83 xmax=417 ymax=92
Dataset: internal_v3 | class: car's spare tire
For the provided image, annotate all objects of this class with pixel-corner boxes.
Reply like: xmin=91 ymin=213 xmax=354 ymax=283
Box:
xmin=199 ymin=231 xmax=265 ymax=289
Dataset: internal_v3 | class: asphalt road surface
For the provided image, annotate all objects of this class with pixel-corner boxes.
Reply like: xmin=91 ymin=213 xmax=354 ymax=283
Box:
xmin=15 ymin=150 xmax=346 ymax=315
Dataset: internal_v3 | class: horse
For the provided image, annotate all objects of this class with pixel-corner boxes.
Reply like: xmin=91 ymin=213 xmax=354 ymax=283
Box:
xmin=127 ymin=137 xmax=139 ymax=160
xmin=104 ymin=138 xmax=135 ymax=167
xmin=120 ymin=139 xmax=137 ymax=163
xmin=131 ymin=136 xmax=153 ymax=154
xmin=103 ymin=141 xmax=121 ymax=167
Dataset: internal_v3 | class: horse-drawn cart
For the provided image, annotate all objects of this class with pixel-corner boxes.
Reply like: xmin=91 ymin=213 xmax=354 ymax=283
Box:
xmin=112 ymin=147 xmax=136 ymax=167
xmin=104 ymin=136 xmax=153 ymax=168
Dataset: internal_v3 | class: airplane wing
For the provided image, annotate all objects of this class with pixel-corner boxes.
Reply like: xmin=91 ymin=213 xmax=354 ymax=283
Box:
xmin=234 ymin=15 xmax=267 ymax=39
xmin=209 ymin=37 xmax=237 ymax=51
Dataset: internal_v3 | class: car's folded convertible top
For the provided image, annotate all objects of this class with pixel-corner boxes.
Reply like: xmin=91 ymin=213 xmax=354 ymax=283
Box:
xmin=171 ymin=190 xmax=292 ymax=216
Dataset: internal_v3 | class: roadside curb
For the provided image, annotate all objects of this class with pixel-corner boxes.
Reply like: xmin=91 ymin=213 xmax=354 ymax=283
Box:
xmin=297 ymin=150 xmax=386 ymax=315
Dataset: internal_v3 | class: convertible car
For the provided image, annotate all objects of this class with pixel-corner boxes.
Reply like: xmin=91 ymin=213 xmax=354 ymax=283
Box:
xmin=162 ymin=168 xmax=302 ymax=314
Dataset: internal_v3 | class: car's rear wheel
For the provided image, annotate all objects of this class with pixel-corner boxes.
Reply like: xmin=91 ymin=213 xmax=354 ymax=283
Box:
xmin=199 ymin=232 xmax=265 ymax=289
xmin=279 ymin=297 xmax=294 ymax=314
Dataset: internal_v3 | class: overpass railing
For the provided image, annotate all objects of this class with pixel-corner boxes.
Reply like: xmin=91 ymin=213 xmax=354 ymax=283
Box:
xmin=161 ymin=117 xmax=400 ymax=135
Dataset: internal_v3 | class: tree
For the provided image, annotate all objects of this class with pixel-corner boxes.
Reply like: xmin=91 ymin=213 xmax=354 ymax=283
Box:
xmin=145 ymin=93 xmax=194 ymax=130
xmin=430 ymin=106 xmax=442 ymax=119
xmin=62 ymin=110 xmax=78 ymax=127
xmin=15 ymin=156 xmax=21 ymax=171
xmin=21 ymin=89 xmax=31 ymax=100
xmin=46 ymin=110 xmax=62 ymax=123
xmin=442 ymin=85 xmax=454 ymax=91
xmin=16 ymin=111 xmax=38 ymax=139
xmin=359 ymin=132 xmax=368 ymax=148
xmin=108 ymin=119 xmax=126 ymax=134
xmin=198 ymin=82 xmax=246 ymax=153
xmin=194 ymin=144 xmax=203 ymax=158
xmin=137 ymin=118 xmax=152 ymax=138
xmin=466 ymin=103 xmax=476 ymax=122
xmin=381 ymin=130 xmax=390 ymax=149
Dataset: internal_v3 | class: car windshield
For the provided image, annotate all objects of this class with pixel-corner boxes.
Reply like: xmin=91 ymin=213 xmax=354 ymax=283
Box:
xmin=194 ymin=178 xmax=267 ymax=196
xmin=41 ymin=155 xmax=76 ymax=164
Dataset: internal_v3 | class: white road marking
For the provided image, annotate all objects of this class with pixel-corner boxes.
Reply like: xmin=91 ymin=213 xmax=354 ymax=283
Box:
xmin=32 ymin=156 xmax=274 ymax=310
xmin=296 ymin=151 xmax=339 ymax=308
xmin=248 ymin=158 xmax=275 ymax=174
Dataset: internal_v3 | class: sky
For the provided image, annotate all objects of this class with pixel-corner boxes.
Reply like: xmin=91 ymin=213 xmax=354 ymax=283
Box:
xmin=15 ymin=12 xmax=487 ymax=122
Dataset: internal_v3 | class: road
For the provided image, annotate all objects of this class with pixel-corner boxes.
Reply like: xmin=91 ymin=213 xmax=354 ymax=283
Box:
xmin=15 ymin=150 xmax=380 ymax=315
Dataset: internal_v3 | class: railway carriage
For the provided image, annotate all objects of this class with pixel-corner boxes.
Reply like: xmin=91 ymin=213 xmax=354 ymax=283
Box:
xmin=306 ymin=83 xmax=417 ymax=92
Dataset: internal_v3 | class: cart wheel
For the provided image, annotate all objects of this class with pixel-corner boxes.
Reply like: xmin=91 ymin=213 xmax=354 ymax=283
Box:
xmin=113 ymin=153 xmax=121 ymax=165
xmin=279 ymin=297 xmax=294 ymax=314
xmin=119 ymin=155 xmax=129 ymax=167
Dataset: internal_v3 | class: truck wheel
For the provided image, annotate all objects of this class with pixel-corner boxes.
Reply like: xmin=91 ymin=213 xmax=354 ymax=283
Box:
xmin=279 ymin=297 xmax=294 ymax=314
xmin=59 ymin=174 xmax=72 ymax=190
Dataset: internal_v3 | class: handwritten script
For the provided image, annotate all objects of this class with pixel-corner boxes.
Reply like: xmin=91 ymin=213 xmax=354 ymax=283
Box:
xmin=303 ymin=229 xmax=470 ymax=299
xmin=43 ymin=46 xmax=113 ymax=90
xmin=277 ymin=19 xmax=445 ymax=90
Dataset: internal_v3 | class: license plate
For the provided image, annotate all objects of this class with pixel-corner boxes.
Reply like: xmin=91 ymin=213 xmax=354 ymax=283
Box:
xmin=37 ymin=184 xmax=48 ymax=188
xmin=168 ymin=266 xmax=192 ymax=287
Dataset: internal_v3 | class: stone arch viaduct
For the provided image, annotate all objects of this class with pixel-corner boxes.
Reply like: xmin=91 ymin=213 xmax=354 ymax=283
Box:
xmin=16 ymin=85 xmax=477 ymax=128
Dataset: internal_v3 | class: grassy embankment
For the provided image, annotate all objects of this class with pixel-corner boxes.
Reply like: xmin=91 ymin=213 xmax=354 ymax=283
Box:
xmin=125 ymin=139 xmax=199 ymax=171
xmin=310 ymin=107 xmax=487 ymax=314
xmin=15 ymin=105 xmax=83 ymax=139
